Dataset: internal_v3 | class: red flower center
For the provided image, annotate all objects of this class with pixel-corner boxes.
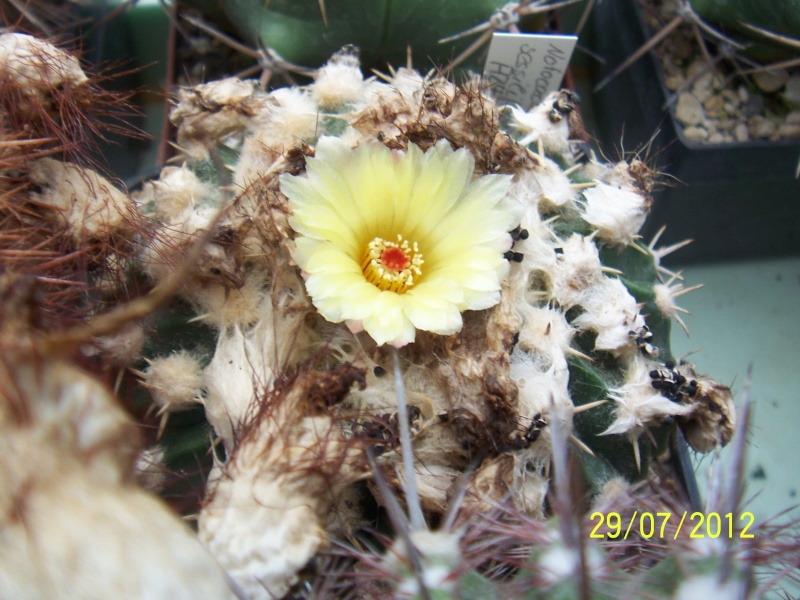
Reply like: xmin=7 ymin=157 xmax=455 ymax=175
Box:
xmin=381 ymin=246 xmax=410 ymax=271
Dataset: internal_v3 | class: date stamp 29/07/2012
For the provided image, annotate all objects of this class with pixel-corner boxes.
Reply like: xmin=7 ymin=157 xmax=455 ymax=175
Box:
xmin=589 ymin=511 xmax=756 ymax=541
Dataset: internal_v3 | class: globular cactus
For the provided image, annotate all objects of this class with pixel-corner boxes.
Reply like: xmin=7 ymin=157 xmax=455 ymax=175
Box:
xmin=594 ymin=0 xmax=800 ymax=103
xmin=2 ymin=33 xmax=796 ymax=600
xmin=0 ymin=33 xmax=234 ymax=598
xmin=131 ymin=48 xmax=746 ymax=597
xmin=686 ymin=0 xmax=800 ymax=62
xmin=190 ymin=0 xmax=574 ymax=76
xmin=218 ymin=0 xmax=508 ymax=68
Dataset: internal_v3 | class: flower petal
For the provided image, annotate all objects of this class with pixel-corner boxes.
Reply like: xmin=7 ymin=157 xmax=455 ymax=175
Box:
xmin=283 ymin=137 xmax=519 ymax=347
xmin=361 ymin=292 xmax=417 ymax=347
xmin=403 ymin=286 xmax=463 ymax=335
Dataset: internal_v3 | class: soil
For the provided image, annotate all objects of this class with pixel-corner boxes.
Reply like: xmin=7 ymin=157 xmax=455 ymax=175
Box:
xmin=643 ymin=0 xmax=800 ymax=144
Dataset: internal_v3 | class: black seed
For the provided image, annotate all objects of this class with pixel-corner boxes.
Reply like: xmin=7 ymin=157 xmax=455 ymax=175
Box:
xmin=518 ymin=229 xmax=529 ymax=240
xmin=373 ymin=366 xmax=386 ymax=377
xmin=512 ymin=252 xmax=524 ymax=263
xmin=511 ymin=331 xmax=520 ymax=348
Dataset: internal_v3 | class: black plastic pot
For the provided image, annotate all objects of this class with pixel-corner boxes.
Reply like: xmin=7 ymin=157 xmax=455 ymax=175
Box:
xmin=587 ymin=0 xmax=800 ymax=263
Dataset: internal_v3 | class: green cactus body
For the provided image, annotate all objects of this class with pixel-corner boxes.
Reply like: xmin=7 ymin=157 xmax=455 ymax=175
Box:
xmin=689 ymin=0 xmax=800 ymax=61
xmin=220 ymin=0 xmax=508 ymax=69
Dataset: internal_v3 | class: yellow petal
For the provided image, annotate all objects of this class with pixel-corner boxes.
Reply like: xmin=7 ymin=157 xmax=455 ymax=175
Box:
xmin=361 ymin=292 xmax=417 ymax=347
xmin=403 ymin=288 xmax=462 ymax=334
xmin=283 ymin=137 xmax=520 ymax=347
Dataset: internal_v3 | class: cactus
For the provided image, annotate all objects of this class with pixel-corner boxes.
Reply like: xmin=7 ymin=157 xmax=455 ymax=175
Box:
xmin=132 ymin=48 xmax=746 ymax=597
xmin=1 ymin=32 xmax=798 ymax=600
xmin=189 ymin=0 xmax=577 ymax=76
xmin=594 ymin=0 xmax=800 ymax=94
xmin=0 ymin=33 xmax=233 ymax=597
xmin=688 ymin=0 xmax=800 ymax=62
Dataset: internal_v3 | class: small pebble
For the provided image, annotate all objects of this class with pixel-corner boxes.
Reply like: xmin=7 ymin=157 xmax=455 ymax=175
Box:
xmin=734 ymin=122 xmax=749 ymax=142
xmin=783 ymin=76 xmax=800 ymax=107
xmin=721 ymin=89 xmax=740 ymax=108
xmin=737 ymin=86 xmax=749 ymax=104
xmin=686 ymin=60 xmax=706 ymax=79
xmin=781 ymin=75 xmax=800 ymax=107
xmin=703 ymin=94 xmax=725 ymax=117
xmin=753 ymin=69 xmax=789 ymax=94
xmin=778 ymin=123 xmax=800 ymax=138
xmin=676 ymin=92 xmax=705 ymax=126
xmin=692 ymin=72 xmax=719 ymax=102
xmin=665 ymin=74 xmax=685 ymax=91
xmin=741 ymin=94 xmax=764 ymax=118
xmin=718 ymin=118 xmax=736 ymax=132
xmin=683 ymin=126 xmax=708 ymax=142
xmin=748 ymin=115 xmax=777 ymax=139
xmin=708 ymin=131 xmax=726 ymax=144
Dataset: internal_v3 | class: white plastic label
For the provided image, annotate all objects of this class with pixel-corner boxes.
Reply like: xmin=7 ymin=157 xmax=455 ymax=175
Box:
xmin=482 ymin=33 xmax=578 ymax=110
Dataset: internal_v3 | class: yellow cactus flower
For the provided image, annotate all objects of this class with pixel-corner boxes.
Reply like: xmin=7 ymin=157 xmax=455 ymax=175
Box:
xmin=281 ymin=137 xmax=518 ymax=347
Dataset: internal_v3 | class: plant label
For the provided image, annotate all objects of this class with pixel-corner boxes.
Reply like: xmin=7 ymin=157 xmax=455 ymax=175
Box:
xmin=483 ymin=33 xmax=577 ymax=110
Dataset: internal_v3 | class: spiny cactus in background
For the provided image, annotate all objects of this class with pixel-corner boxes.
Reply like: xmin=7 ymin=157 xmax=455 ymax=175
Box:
xmin=189 ymin=0 xmax=575 ymax=76
xmin=0 ymin=33 xmax=234 ymax=598
xmin=687 ymin=0 xmax=800 ymax=62
xmin=595 ymin=0 xmax=800 ymax=94
xmin=1 ymin=33 xmax=796 ymax=600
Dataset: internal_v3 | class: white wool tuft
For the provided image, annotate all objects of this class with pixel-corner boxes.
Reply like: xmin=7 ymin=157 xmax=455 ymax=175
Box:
xmin=581 ymin=181 xmax=648 ymax=245
xmin=199 ymin=444 xmax=326 ymax=600
xmin=572 ymin=277 xmax=645 ymax=353
xmin=142 ymin=166 xmax=216 ymax=222
xmin=234 ymin=88 xmax=320 ymax=186
xmin=199 ymin=372 xmax=359 ymax=599
xmin=185 ymin=269 xmax=269 ymax=330
xmin=547 ymin=234 xmax=605 ymax=308
xmin=0 ymin=32 xmax=87 ymax=95
xmin=143 ymin=350 xmax=204 ymax=413
xmin=388 ymin=67 xmax=426 ymax=103
xmin=198 ymin=77 xmax=257 ymax=107
xmin=511 ymin=352 xmax=572 ymax=429
xmin=674 ymin=575 xmax=744 ymax=600
xmin=507 ymin=93 xmax=570 ymax=155
xmin=171 ymin=77 xmax=267 ymax=161
xmin=538 ymin=533 xmax=606 ymax=585
xmin=515 ymin=306 xmax=574 ymax=368
xmin=260 ymin=88 xmax=320 ymax=145
xmin=601 ymin=355 xmax=693 ymax=438
xmin=28 ymin=159 xmax=133 ymax=243
xmin=532 ymin=157 xmax=580 ymax=211
xmin=654 ymin=281 xmax=691 ymax=320
xmin=312 ymin=50 xmax=365 ymax=108
xmin=387 ymin=530 xmax=462 ymax=596
xmin=202 ymin=322 xmax=275 ymax=451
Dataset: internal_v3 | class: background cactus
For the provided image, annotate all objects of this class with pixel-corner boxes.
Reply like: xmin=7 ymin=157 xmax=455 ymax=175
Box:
xmin=182 ymin=0 xmax=578 ymax=78
xmin=1 ymin=25 xmax=797 ymax=600
xmin=688 ymin=0 xmax=800 ymax=61
xmin=594 ymin=0 xmax=800 ymax=96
